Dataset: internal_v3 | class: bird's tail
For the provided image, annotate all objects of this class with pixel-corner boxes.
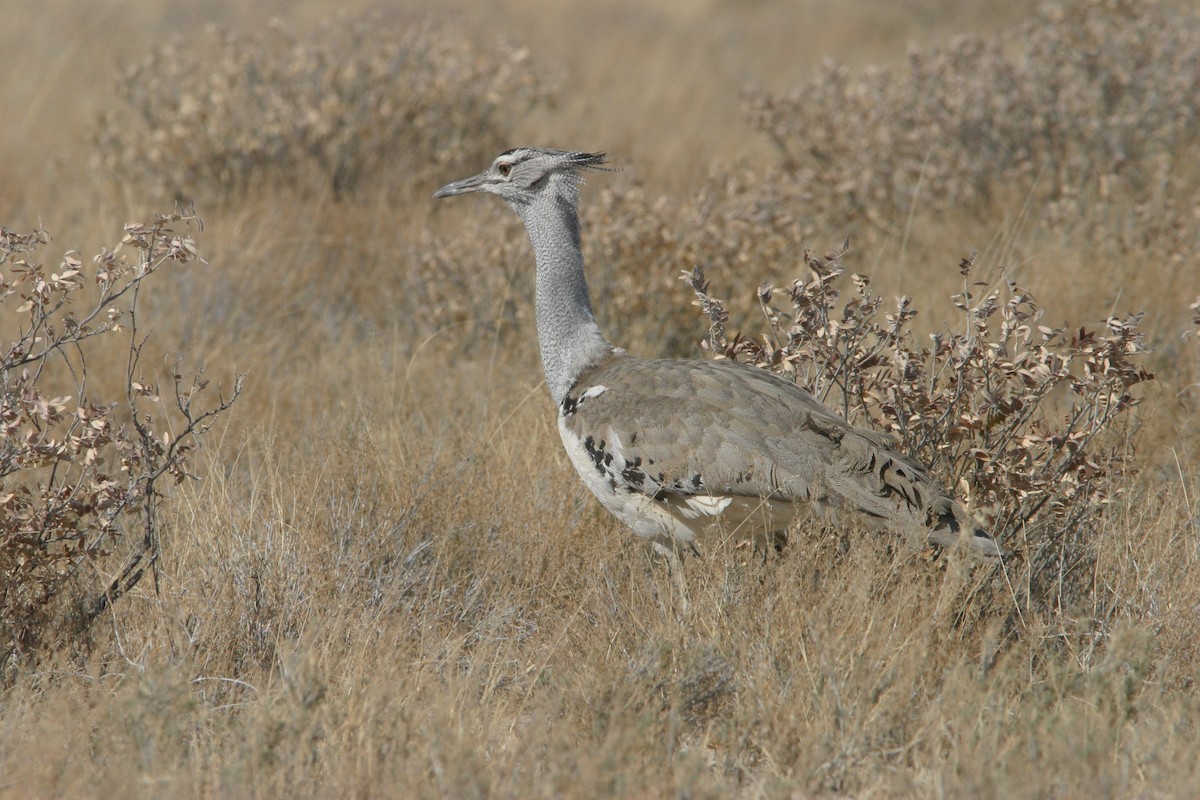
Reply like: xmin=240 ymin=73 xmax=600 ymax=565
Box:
xmin=828 ymin=425 xmax=1003 ymax=557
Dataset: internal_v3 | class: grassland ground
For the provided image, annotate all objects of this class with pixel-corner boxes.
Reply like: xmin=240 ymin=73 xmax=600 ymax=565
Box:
xmin=2 ymin=0 xmax=1199 ymax=797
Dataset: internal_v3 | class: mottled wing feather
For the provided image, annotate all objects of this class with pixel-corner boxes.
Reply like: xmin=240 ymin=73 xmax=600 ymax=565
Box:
xmin=560 ymin=353 xmax=999 ymax=554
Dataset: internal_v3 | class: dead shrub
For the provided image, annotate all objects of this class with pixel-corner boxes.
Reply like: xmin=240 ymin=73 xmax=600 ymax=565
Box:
xmin=585 ymin=173 xmax=817 ymax=357
xmin=686 ymin=244 xmax=1154 ymax=618
xmin=741 ymin=0 xmax=1200 ymax=254
xmin=0 ymin=216 xmax=241 ymax=674
xmin=94 ymin=15 xmax=552 ymax=203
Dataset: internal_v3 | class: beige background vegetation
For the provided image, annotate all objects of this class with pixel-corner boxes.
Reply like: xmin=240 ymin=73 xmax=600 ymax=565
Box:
xmin=2 ymin=0 xmax=1199 ymax=797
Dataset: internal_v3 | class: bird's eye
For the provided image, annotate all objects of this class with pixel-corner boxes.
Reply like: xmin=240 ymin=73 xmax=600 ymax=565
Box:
xmin=497 ymin=162 xmax=513 ymax=177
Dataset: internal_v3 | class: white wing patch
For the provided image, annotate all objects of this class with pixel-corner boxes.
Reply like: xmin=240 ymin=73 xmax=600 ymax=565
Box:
xmin=678 ymin=495 xmax=733 ymax=518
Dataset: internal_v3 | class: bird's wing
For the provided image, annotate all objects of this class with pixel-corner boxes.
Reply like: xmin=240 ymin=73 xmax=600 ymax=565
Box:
xmin=560 ymin=353 xmax=999 ymax=554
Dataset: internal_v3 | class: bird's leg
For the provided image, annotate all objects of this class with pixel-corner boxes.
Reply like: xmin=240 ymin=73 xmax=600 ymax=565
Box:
xmin=652 ymin=541 xmax=690 ymax=615
xmin=751 ymin=529 xmax=788 ymax=565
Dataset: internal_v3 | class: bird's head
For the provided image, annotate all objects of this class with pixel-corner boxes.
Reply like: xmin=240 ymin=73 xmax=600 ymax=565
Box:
xmin=433 ymin=148 xmax=609 ymax=209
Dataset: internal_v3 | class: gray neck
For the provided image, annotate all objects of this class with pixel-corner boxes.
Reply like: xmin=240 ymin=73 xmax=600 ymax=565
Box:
xmin=512 ymin=188 xmax=611 ymax=407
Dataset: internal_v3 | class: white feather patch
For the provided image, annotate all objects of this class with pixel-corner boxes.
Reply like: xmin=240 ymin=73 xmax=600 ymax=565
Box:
xmin=679 ymin=495 xmax=734 ymax=519
xmin=580 ymin=384 xmax=608 ymax=399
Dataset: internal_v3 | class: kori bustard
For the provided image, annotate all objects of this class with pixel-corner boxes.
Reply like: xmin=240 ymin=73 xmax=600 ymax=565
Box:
xmin=434 ymin=148 xmax=1000 ymax=579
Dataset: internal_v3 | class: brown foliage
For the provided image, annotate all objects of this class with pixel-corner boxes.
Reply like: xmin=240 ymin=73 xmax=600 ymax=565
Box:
xmin=94 ymin=15 xmax=553 ymax=203
xmin=0 ymin=216 xmax=241 ymax=671
xmin=687 ymin=244 xmax=1153 ymax=614
xmin=741 ymin=0 xmax=1200 ymax=252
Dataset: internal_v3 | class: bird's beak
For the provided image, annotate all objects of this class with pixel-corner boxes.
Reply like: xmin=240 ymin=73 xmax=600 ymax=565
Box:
xmin=433 ymin=171 xmax=489 ymax=199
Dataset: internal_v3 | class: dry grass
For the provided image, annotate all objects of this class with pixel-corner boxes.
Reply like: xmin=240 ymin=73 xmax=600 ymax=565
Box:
xmin=2 ymin=0 xmax=1200 ymax=797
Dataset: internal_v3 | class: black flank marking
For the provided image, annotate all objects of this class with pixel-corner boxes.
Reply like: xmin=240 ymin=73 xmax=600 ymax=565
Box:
xmin=621 ymin=456 xmax=646 ymax=489
xmin=621 ymin=465 xmax=646 ymax=490
xmin=584 ymin=435 xmax=608 ymax=476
